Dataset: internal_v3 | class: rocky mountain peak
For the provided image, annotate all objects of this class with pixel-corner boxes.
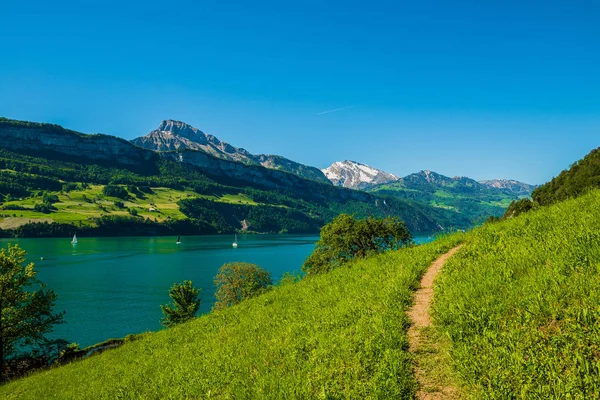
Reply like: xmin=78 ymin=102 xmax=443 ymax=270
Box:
xmin=322 ymin=160 xmax=399 ymax=189
xmin=156 ymin=120 xmax=203 ymax=136
xmin=131 ymin=120 xmax=331 ymax=184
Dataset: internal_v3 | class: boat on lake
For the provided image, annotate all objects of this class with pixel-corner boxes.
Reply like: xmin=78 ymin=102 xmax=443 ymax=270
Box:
xmin=71 ymin=234 xmax=78 ymax=245
xmin=232 ymin=234 xmax=238 ymax=248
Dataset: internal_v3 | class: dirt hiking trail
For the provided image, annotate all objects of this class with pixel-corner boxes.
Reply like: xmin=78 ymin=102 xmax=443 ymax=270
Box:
xmin=407 ymin=245 xmax=463 ymax=399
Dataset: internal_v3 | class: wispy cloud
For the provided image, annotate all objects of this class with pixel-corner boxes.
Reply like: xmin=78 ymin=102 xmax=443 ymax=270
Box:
xmin=317 ymin=105 xmax=355 ymax=115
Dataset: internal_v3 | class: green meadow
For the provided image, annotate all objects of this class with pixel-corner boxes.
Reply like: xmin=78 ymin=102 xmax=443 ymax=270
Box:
xmin=434 ymin=189 xmax=600 ymax=398
xmin=0 ymin=234 xmax=465 ymax=399
xmin=0 ymin=184 xmax=260 ymax=230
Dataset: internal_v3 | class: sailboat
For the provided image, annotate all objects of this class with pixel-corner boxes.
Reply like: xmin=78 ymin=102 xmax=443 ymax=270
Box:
xmin=232 ymin=233 xmax=238 ymax=248
xmin=71 ymin=234 xmax=78 ymax=245
xmin=176 ymin=235 xmax=181 ymax=244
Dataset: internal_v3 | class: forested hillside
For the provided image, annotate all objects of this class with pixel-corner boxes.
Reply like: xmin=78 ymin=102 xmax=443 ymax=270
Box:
xmin=532 ymin=147 xmax=600 ymax=206
xmin=369 ymin=170 xmax=535 ymax=223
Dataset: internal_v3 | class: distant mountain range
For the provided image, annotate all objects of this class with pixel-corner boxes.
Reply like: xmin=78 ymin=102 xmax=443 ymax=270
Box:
xmin=131 ymin=121 xmax=537 ymax=224
xmin=322 ymin=160 xmax=534 ymax=195
xmin=0 ymin=117 xmax=475 ymax=235
xmin=367 ymin=170 xmax=537 ymax=223
xmin=0 ymin=116 xmax=537 ymax=234
xmin=132 ymin=120 xmax=331 ymax=184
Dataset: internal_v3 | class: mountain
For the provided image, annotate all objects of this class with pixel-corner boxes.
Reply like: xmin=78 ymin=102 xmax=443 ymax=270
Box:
xmin=0 ymin=117 xmax=473 ymax=235
xmin=532 ymin=147 xmax=600 ymax=206
xmin=369 ymin=170 xmax=535 ymax=223
xmin=0 ymin=118 xmax=156 ymax=172
xmin=132 ymin=120 xmax=330 ymax=184
xmin=321 ymin=160 xmax=399 ymax=189
xmin=479 ymin=179 xmax=537 ymax=196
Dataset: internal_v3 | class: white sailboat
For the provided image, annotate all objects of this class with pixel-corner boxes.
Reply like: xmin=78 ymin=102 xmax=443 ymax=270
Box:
xmin=176 ymin=235 xmax=181 ymax=244
xmin=232 ymin=233 xmax=238 ymax=248
xmin=71 ymin=234 xmax=78 ymax=245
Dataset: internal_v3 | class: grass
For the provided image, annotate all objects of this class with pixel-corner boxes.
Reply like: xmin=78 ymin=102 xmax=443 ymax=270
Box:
xmin=432 ymin=189 xmax=600 ymax=398
xmin=412 ymin=326 xmax=462 ymax=399
xmin=0 ymin=233 xmax=465 ymax=399
xmin=0 ymin=185 xmax=263 ymax=229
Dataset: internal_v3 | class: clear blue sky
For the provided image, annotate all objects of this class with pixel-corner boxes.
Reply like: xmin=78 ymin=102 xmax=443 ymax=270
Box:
xmin=1 ymin=0 xmax=599 ymax=184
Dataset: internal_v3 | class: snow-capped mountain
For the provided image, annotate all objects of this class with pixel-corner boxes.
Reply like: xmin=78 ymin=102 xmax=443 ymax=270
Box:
xmin=131 ymin=120 xmax=331 ymax=184
xmin=321 ymin=160 xmax=399 ymax=189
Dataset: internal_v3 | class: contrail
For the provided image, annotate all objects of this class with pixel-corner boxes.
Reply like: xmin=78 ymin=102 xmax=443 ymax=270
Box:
xmin=317 ymin=105 xmax=355 ymax=115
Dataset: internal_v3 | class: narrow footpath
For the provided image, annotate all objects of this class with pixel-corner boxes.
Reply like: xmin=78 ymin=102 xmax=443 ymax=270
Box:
xmin=407 ymin=245 xmax=463 ymax=399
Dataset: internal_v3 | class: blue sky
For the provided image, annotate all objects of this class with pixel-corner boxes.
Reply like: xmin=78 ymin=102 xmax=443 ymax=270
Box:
xmin=1 ymin=0 xmax=599 ymax=184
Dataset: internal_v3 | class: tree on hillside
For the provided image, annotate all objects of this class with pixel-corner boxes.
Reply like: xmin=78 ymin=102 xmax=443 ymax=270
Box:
xmin=0 ymin=244 xmax=64 ymax=381
xmin=102 ymin=184 xmax=129 ymax=200
xmin=502 ymin=198 xmax=534 ymax=219
xmin=302 ymin=214 xmax=412 ymax=276
xmin=213 ymin=262 xmax=272 ymax=311
xmin=160 ymin=280 xmax=201 ymax=327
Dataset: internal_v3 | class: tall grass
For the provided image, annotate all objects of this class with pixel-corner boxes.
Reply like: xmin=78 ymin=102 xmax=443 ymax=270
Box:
xmin=1 ymin=235 xmax=464 ymax=399
xmin=433 ymin=190 xmax=600 ymax=398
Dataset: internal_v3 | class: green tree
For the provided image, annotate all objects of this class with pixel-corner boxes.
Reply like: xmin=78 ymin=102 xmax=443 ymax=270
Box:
xmin=502 ymin=198 xmax=534 ymax=219
xmin=102 ymin=184 xmax=129 ymax=200
xmin=213 ymin=262 xmax=272 ymax=311
xmin=160 ymin=280 xmax=201 ymax=327
xmin=0 ymin=244 xmax=64 ymax=381
xmin=302 ymin=214 xmax=412 ymax=276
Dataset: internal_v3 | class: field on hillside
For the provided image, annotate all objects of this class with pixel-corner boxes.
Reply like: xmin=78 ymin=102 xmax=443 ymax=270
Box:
xmin=433 ymin=190 xmax=600 ymax=398
xmin=1 ymin=234 xmax=465 ymax=399
xmin=0 ymin=184 xmax=259 ymax=230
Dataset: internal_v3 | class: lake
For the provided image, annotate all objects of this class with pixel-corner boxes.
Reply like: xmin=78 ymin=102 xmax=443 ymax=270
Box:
xmin=1 ymin=234 xmax=433 ymax=347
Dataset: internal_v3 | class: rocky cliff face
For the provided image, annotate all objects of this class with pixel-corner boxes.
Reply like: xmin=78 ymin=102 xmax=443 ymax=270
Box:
xmin=163 ymin=150 xmax=369 ymax=201
xmin=479 ymin=179 xmax=537 ymax=196
xmin=322 ymin=160 xmax=399 ymax=189
xmin=132 ymin=120 xmax=331 ymax=184
xmin=403 ymin=170 xmax=479 ymax=188
xmin=0 ymin=119 xmax=156 ymax=170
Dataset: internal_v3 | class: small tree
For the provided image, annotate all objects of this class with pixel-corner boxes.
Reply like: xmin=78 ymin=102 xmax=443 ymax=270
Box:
xmin=160 ymin=280 xmax=201 ymax=327
xmin=0 ymin=244 xmax=64 ymax=381
xmin=502 ymin=198 xmax=534 ymax=219
xmin=213 ymin=262 xmax=272 ymax=311
xmin=302 ymin=214 xmax=412 ymax=276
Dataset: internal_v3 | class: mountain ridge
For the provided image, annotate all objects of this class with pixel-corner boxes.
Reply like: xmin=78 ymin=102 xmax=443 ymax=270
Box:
xmin=0 ymin=117 xmax=473 ymax=235
xmin=132 ymin=120 xmax=331 ymax=184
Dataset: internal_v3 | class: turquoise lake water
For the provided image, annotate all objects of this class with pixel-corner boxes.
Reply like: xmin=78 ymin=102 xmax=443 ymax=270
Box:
xmin=1 ymin=234 xmax=433 ymax=347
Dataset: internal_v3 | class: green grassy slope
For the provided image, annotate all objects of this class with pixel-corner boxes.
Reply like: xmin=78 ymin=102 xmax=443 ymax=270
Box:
xmin=1 ymin=234 xmax=465 ymax=399
xmin=0 ymin=184 xmax=262 ymax=230
xmin=433 ymin=190 xmax=600 ymax=398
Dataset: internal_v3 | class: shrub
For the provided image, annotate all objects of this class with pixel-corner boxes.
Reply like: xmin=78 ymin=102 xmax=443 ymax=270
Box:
xmin=33 ymin=202 xmax=55 ymax=214
xmin=102 ymin=185 xmax=129 ymax=200
xmin=160 ymin=281 xmax=201 ymax=327
xmin=42 ymin=193 xmax=59 ymax=204
xmin=302 ymin=214 xmax=412 ymax=276
xmin=213 ymin=262 xmax=272 ymax=310
xmin=502 ymin=198 xmax=534 ymax=219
